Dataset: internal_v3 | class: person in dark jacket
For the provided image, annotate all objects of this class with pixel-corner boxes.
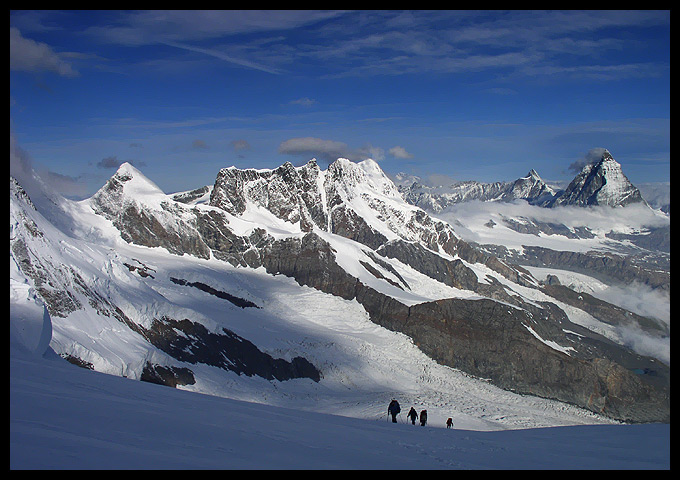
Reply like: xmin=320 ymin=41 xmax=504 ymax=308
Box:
xmin=419 ymin=409 xmax=427 ymax=426
xmin=446 ymin=417 xmax=453 ymax=429
xmin=388 ymin=399 xmax=401 ymax=423
xmin=407 ymin=407 xmax=418 ymax=425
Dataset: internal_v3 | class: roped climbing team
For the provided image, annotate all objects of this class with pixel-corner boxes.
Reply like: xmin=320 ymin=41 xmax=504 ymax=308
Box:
xmin=388 ymin=399 xmax=452 ymax=428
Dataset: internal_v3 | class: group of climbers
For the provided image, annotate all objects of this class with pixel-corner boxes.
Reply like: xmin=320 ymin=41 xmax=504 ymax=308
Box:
xmin=388 ymin=399 xmax=452 ymax=429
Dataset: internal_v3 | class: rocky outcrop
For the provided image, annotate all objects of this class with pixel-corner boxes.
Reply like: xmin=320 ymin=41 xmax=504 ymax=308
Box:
xmin=210 ymin=160 xmax=328 ymax=231
xmin=500 ymin=216 xmax=596 ymax=239
xmin=520 ymin=246 xmax=670 ymax=293
xmin=540 ymin=284 xmax=669 ymax=336
xmin=141 ymin=362 xmax=196 ymax=388
xmin=606 ymin=225 xmax=670 ymax=254
xmin=393 ymin=297 xmax=668 ymax=423
xmin=142 ymin=316 xmax=320 ymax=383
xmin=169 ymin=277 xmax=260 ymax=309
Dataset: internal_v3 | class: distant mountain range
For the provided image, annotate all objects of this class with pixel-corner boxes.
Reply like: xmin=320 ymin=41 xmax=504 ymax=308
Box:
xmin=397 ymin=149 xmax=661 ymax=212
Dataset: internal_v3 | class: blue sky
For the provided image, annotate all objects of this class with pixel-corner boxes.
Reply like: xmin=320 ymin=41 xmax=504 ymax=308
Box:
xmin=10 ymin=10 xmax=670 ymax=198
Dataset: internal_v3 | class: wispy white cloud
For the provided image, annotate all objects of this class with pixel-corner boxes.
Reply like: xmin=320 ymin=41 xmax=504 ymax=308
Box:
xmin=278 ymin=137 xmax=349 ymax=163
xmin=160 ymin=40 xmax=283 ymax=74
xmin=79 ymin=10 xmax=345 ymax=74
xmin=278 ymin=137 xmax=385 ymax=164
xmin=389 ymin=146 xmax=413 ymax=159
xmin=290 ymin=10 xmax=669 ymax=80
xmin=10 ymin=27 xmax=78 ymax=76
xmin=84 ymin=10 xmax=345 ymax=45
xmin=13 ymin=10 xmax=670 ymax=82
xmin=288 ymin=97 xmax=317 ymax=107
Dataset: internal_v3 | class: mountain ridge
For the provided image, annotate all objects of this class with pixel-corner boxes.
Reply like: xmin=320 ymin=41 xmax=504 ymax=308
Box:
xmin=9 ymin=155 xmax=670 ymax=424
xmin=397 ymin=149 xmax=654 ymax=212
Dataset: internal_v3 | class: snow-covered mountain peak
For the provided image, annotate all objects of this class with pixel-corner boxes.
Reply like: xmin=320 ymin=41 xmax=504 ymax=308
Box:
xmin=398 ymin=149 xmax=654 ymax=213
xmin=505 ymin=168 xmax=555 ymax=202
xmin=526 ymin=169 xmax=540 ymax=179
xmin=104 ymin=162 xmax=166 ymax=199
xmin=326 ymin=157 xmax=402 ymax=201
xmin=87 ymin=162 xmax=171 ymax=225
xmin=208 ymin=157 xmax=459 ymax=253
xmin=553 ymin=150 xmax=646 ymax=207
xmin=399 ymin=167 xmax=557 ymax=212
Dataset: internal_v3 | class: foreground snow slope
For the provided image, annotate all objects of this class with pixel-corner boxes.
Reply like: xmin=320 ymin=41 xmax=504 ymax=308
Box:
xmin=10 ymin=347 xmax=669 ymax=470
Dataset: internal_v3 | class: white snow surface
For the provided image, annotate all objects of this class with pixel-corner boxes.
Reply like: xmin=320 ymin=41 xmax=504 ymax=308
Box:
xmin=10 ymin=346 xmax=670 ymax=470
xmin=437 ymin=199 xmax=668 ymax=254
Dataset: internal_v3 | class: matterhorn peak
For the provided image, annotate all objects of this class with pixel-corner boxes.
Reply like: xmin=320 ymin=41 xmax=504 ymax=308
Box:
xmin=552 ymin=149 xmax=646 ymax=207
xmin=600 ymin=149 xmax=614 ymax=161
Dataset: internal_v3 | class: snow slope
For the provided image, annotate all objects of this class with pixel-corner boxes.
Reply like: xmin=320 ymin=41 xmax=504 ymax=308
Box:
xmin=436 ymin=199 xmax=669 ymax=254
xmin=10 ymin=347 xmax=670 ymax=469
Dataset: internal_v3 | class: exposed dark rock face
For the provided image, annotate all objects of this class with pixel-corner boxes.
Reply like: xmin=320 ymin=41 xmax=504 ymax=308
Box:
xmin=500 ymin=216 xmax=596 ymax=239
xmin=330 ymin=204 xmax=387 ymax=250
xmin=210 ymin=160 xmax=328 ymax=231
xmin=377 ymin=239 xmax=535 ymax=296
xmin=169 ymin=277 xmax=260 ymax=309
xmin=540 ymin=284 xmax=668 ymax=336
xmin=372 ymin=297 xmax=669 ymax=424
xmin=141 ymin=362 xmax=196 ymax=388
xmin=90 ymin=171 xmax=213 ymax=260
xmin=142 ymin=316 xmax=320 ymax=382
xmin=378 ymin=240 xmax=480 ymax=291
xmin=11 ymin=237 xmax=83 ymax=318
xmin=61 ymin=353 xmax=95 ymax=370
xmin=520 ymin=246 xmax=670 ymax=293
xmin=606 ymin=225 xmax=670 ymax=254
xmin=172 ymin=185 xmax=210 ymax=204
xmin=259 ymin=233 xmax=359 ymax=300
